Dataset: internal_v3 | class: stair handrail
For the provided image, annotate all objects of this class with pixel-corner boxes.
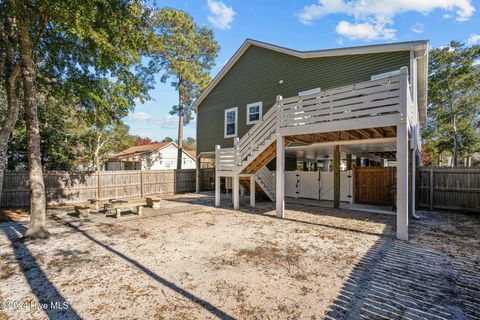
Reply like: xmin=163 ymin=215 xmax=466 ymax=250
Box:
xmin=237 ymin=104 xmax=278 ymax=163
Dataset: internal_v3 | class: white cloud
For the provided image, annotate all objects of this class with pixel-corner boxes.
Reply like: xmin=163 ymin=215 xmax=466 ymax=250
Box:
xmin=128 ymin=112 xmax=152 ymax=121
xmin=297 ymin=0 xmax=475 ymax=41
xmin=468 ymin=34 xmax=480 ymax=45
xmin=127 ymin=112 xmax=179 ymax=130
xmin=207 ymin=0 xmax=236 ymax=29
xmin=156 ymin=114 xmax=178 ymax=129
xmin=411 ymin=23 xmax=424 ymax=34
xmin=336 ymin=21 xmax=395 ymax=40
xmin=136 ymin=132 xmax=150 ymax=138
xmin=297 ymin=0 xmax=351 ymax=25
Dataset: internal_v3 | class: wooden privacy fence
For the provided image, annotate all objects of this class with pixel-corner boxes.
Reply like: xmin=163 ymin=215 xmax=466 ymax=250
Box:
xmin=1 ymin=169 xmax=196 ymax=207
xmin=200 ymin=168 xmax=215 ymax=191
xmin=417 ymin=168 xmax=480 ymax=213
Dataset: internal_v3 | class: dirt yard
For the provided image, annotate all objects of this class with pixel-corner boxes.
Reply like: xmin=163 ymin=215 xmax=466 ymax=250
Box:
xmin=0 ymin=193 xmax=479 ymax=319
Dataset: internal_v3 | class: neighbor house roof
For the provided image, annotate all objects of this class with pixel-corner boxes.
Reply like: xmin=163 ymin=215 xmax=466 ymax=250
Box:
xmin=110 ymin=142 xmax=172 ymax=160
xmin=109 ymin=142 xmax=197 ymax=162
xmin=185 ymin=149 xmax=197 ymax=160
xmin=192 ymin=39 xmax=429 ymax=121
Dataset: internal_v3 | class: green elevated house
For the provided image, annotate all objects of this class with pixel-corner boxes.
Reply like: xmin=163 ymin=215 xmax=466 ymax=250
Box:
xmin=193 ymin=39 xmax=429 ymax=241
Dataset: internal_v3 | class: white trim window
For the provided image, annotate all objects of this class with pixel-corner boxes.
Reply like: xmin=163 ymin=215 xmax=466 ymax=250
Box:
xmin=224 ymin=107 xmax=238 ymax=138
xmin=246 ymin=101 xmax=262 ymax=125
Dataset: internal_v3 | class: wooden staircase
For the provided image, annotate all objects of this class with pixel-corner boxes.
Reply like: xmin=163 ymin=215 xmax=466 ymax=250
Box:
xmin=239 ymin=165 xmax=275 ymax=200
xmin=239 ymin=178 xmax=269 ymax=200
xmin=243 ymin=138 xmax=292 ymax=174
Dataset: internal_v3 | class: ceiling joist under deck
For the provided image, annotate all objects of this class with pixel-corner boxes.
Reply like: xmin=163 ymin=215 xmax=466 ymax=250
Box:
xmin=370 ymin=151 xmax=397 ymax=160
xmin=288 ymin=126 xmax=397 ymax=145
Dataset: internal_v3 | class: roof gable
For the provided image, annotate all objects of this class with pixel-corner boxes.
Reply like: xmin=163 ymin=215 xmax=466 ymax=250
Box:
xmin=192 ymin=39 xmax=429 ymax=112
xmin=112 ymin=142 xmax=171 ymax=158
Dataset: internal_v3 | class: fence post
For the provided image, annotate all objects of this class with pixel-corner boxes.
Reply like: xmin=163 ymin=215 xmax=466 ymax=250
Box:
xmin=97 ymin=171 xmax=101 ymax=200
xmin=429 ymin=168 xmax=434 ymax=210
xmin=174 ymin=170 xmax=178 ymax=194
xmin=140 ymin=170 xmax=144 ymax=198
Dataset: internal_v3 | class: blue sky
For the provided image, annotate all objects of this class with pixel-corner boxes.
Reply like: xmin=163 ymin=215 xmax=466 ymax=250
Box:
xmin=125 ymin=0 xmax=480 ymax=142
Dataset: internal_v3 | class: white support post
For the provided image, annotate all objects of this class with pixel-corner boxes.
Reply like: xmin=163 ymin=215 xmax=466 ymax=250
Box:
xmin=215 ymin=145 xmax=221 ymax=207
xmin=397 ymin=124 xmax=409 ymax=240
xmin=411 ymin=147 xmax=417 ymax=218
xmin=195 ymin=155 xmax=201 ymax=193
xmin=232 ymin=137 xmax=240 ymax=210
xmin=232 ymin=175 xmax=240 ymax=210
xmin=276 ymin=95 xmax=283 ymax=133
xmin=397 ymin=66 xmax=409 ymax=241
xmin=250 ymin=175 xmax=255 ymax=207
xmin=276 ymin=135 xmax=285 ymax=218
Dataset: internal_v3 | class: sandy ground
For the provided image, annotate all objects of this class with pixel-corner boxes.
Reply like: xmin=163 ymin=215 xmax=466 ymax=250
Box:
xmin=0 ymin=193 xmax=479 ymax=319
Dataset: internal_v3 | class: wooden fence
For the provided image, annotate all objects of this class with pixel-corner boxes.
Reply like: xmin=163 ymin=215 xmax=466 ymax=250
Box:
xmin=4 ymin=167 xmax=478 ymax=212
xmin=200 ymin=168 xmax=215 ymax=191
xmin=417 ymin=168 xmax=480 ymax=213
xmin=1 ymin=169 xmax=197 ymax=207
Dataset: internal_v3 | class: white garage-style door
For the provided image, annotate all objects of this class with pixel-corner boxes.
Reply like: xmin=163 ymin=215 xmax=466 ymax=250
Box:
xmin=285 ymin=170 xmax=353 ymax=202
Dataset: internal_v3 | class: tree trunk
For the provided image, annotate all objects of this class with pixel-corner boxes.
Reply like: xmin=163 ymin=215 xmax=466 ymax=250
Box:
xmin=19 ymin=20 xmax=49 ymax=239
xmin=94 ymin=134 xmax=101 ymax=171
xmin=94 ymin=151 xmax=101 ymax=171
xmin=0 ymin=18 xmax=20 ymax=205
xmin=177 ymin=80 xmax=184 ymax=170
xmin=452 ymin=115 xmax=459 ymax=167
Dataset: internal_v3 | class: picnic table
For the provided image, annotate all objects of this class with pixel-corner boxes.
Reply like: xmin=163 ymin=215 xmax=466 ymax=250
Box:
xmin=104 ymin=199 xmax=144 ymax=219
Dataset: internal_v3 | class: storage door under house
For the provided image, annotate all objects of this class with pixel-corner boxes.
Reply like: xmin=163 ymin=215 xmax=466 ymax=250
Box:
xmin=285 ymin=170 xmax=353 ymax=202
xmin=354 ymin=167 xmax=396 ymax=206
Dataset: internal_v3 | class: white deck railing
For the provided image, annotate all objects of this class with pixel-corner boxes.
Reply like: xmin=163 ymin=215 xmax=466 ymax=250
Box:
xmin=215 ymin=147 xmax=236 ymax=172
xmin=278 ymin=74 xmax=401 ymax=129
xmin=216 ymin=67 xmax=414 ymax=175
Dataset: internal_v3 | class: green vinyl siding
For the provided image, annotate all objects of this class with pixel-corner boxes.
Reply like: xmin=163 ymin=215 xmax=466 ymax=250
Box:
xmin=196 ymin=45 xmax=410 ymax=154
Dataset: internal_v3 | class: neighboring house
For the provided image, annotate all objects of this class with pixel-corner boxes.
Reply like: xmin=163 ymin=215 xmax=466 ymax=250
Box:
xmin=106 ymin=142 xmax=196 ymax=170
xmin=193 ymin=39 xmax=429 ymax=241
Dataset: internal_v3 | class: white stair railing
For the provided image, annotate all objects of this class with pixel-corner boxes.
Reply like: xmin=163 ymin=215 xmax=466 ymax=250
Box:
xmin=237 ymin=106 xmax=278 ymax=165
xmin=255 ymin=166 xmax=275 ymax=200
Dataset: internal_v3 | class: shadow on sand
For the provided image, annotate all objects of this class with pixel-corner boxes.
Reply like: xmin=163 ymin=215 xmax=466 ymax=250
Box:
xmin=1 ymin=223 xmax=81 ymax=319
xmin=325 ymin=236 xmax=480 ymax=319
xmin=166 ymin=193 xmax=480 ymax=319
xmin=49 ymin=216 xmax=235 ymax=320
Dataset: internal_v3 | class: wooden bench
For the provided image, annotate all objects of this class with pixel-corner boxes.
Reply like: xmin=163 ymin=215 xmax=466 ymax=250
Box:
xmin=146 ymin=197 xmax=162 ymax=209
xmin=104 ymin=199 xmax=144 ymax=219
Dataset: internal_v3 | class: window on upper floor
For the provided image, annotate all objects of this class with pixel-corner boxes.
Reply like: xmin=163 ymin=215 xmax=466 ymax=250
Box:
xmin=247 ymin=101 xmax=262 ymax=125
xmin=224 ymin=107 xmax=238 ymax=138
